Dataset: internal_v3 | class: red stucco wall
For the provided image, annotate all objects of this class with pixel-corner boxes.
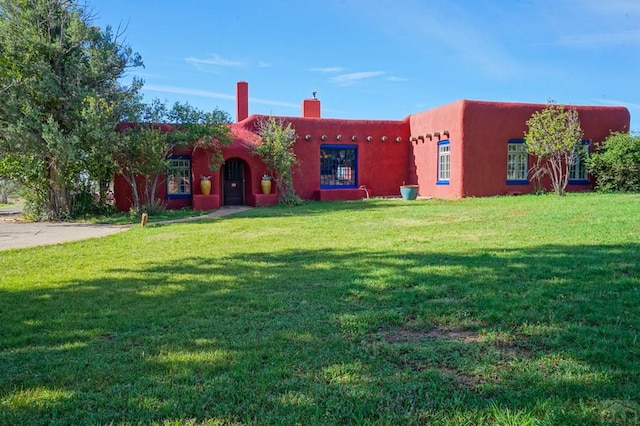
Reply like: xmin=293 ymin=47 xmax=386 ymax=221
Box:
xmin=409 ymin=101 xmax=466 ymax=198
xmin=460 ymin=101 xmax=630 ymax=197
xmin=276 ymin=116 xmax=410 ymax=200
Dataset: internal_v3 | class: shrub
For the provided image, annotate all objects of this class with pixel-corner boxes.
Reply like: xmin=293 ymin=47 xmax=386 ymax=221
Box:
xmin=524 ymin=101 xmax=584 ymax=196
xmin=588 ymin=132 xmax=640 ymax=192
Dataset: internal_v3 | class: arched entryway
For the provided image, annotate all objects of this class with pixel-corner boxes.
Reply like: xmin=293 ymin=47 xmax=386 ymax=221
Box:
xmin=222 ymin=158 xmax=245 ymax=205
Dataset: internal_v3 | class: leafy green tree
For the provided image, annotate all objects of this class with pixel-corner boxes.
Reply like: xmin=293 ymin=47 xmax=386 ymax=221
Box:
xmin=0 ymin=179 xmax=15 ymax=204
xmin=587 ymin=132 xmax=640 ymax=192
xmin=253 ymin=116 xmax=301 ymax=205
xmin=0 ymin=0 xmax=142 ymax=219
xmin=524 ymin=102 xmax=584 ymax=196
xmin=114 ymin=100 xmax=233 ymax=214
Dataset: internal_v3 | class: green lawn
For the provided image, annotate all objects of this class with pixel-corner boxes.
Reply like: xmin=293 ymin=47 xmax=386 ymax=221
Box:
xmin=1 ymin=194 xmax=638 ymax=425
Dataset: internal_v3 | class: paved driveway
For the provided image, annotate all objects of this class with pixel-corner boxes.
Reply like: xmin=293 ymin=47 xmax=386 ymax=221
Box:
xmin=0 ymin=206 xmax=251 ymax=251
xmin=0 ymin=219 xmax=128 ymax=251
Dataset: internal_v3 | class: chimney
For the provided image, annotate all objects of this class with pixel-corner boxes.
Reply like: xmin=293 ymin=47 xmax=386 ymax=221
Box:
xmin=236 ymin=81 xmax=249 ymax=122
xmin=302 ymin=92 xmax=321 ymax=118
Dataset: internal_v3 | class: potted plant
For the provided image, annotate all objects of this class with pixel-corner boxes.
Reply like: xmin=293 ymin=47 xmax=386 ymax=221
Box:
xmin=200 ymin=175 xmax=212 ymax=196
xmin=261 ymin=174 xmax=272 ymax=195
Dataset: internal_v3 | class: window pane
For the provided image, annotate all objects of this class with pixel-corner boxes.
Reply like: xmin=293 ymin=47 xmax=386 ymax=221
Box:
xmin=507 ymin=143 xmax=527 ymax=181
xmin=438 ymin=143 xmax=450 ymax=181
xmin=167 ymin=158 xmax=191 ymax=195
xmin=320 ymin=146 xmax=357 ymax=187
xmin=569 ymin=143 xmax=589 ymax=181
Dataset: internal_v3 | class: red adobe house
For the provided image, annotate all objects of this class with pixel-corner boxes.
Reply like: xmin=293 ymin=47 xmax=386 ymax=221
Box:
xmin=114 ymin=81 xmax=630 ymax=211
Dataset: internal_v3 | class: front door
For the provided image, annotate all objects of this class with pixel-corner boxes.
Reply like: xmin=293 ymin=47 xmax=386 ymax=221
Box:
xmin=223 ymin=159 xmax=244 ymax=205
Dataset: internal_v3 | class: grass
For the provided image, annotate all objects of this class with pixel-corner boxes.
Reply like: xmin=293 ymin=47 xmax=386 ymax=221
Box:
xmin=0 ymin=193 xmax=639 ymax=425
xmin=79 ymin=207 xmax=216 ymax=225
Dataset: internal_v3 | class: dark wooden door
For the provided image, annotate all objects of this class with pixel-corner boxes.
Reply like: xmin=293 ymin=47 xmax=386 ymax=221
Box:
xmin=223 ymin=159 xmax=244 ymax=205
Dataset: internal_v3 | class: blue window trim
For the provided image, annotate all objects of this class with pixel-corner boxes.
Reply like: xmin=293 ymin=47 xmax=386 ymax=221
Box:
xmin=167 ymin=155 xmax=192 ymax=200
xmin=320 ymin=144 xmax=358 ymax=189
xmin=568 ymin=140 xmax=591 ymax=185
xmin=436 ymin=139 xmax=450 ymax=185
xmin=506 ymin=138 xmax=529 ymax=185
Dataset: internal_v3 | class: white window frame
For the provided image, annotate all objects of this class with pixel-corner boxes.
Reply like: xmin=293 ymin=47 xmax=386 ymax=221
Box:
xmin=437 ymin=140 xmax=450 ymax=184
xmin=569 ymin=141 xmax=590 ymax=183
xmin=167 ymin=156 xmax=192 ymax=198
xmin=507 ymin=139 xmax=528 ymax=184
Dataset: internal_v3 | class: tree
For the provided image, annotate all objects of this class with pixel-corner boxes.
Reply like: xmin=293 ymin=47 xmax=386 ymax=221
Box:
xmin=587 ymin=132 xmax=640 ymax=192
xmin=524 ymin=102 xmax=584 ymax=196
xmin=114 ymin=100 xmax=233 ymax=214
xmin=0 ymin=0 xmax=142 ymax=220
xmin=0 ymin=156 xmax=19 ymax=203
xmin=253 ymin=116 xmax=301 ymax=205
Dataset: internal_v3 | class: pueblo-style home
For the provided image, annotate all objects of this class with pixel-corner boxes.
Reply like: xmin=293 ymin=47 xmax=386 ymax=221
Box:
xmin=113 ymin=81 xmax=630 ymax=211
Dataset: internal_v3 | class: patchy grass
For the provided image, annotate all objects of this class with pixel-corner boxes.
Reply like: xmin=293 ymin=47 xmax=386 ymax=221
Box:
xmin=78 ymin=207 xmax=216 ymax=225
xmin=0 ymin=193 xmax=639 ymax=425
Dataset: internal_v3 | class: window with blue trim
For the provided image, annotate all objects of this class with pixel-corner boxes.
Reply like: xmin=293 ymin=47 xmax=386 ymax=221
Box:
xmin=507 ymin=139 xmax=529 ymax=184
xmin=569 ymin=140 xmax=590 ymax=184
xmin=320 ymin=145 xmax=357 ymax=188
xmin=167 ymin=155 xmax=191 ymax=199
xmin=437 ymin=140 xmax=450 ymax=184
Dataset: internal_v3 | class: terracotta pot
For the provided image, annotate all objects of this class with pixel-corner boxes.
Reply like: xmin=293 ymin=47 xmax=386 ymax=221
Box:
xmin=261 ymin=179 xmax=272 ymax=195
xmin=200 ymin=179 xmax=211 ymax=196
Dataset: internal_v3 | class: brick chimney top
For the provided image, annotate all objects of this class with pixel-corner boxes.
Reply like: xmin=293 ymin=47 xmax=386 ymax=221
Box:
xmin=302 ymin=93 xmax=320 ymax=118
xmin=236 ymin=81 xmax=248 ymax=122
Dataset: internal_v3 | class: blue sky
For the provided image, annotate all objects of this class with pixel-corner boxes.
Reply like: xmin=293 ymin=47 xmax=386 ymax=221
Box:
xmin=91 ymin=0 xmax=639 ymax=129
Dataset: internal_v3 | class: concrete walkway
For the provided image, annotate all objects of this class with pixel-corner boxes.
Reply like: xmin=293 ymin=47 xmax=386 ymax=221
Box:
xmin=0 ymin=206 xmax=252 ymax=251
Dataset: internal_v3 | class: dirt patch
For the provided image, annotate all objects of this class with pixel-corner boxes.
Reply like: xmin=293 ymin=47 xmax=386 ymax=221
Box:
xmin=438 ymin=366 xmax=486 ymax=388
xmin=383 ymin=325 xmax=486 ymax=345
xmin=377 ymin=324 xmax=534 ymax=389
xmin=424 ymin=325 xmax=487 ymax=344
xmin=0 ymin=212 xmax=23 ymax=223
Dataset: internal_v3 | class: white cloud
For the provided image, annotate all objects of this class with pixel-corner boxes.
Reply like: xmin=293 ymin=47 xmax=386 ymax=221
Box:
xmin=185 ymin=54 xmax=246 ymax=67
xmin=250 ymin=97 xmax=299 ymax=109
xmin=143 ymin=85 xmax=298 ymax=110
xmin=307 ymin=66 xmax=348 ymax=74
xmin=595 ymin=98 xmax=640 ymax=110
xmin=582 ymin=0 xmax=640 ymax=17
xmin=330 ymin=71 xmax=386 ymax=86
xmin=257 ymin=61 xmax=272 ymax=68
xmin=145 ymin=85 xmax=235 ymax=100
xmin=386 ymin=76 xmax=409 ymax=82
xmin=337 ymin=0 xmax=523 ymax=79
xmin=557 ymin=30 xmax=640 ymax=48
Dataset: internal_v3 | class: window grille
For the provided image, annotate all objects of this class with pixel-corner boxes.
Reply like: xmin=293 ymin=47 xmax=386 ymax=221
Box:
xmin=569 ymin=141 xmax=590 ymax=183
xmin=507 ymin=139 xmax=528 ymax=183
xmin=320 ymin=145 xmax=357 ymax=188
xmin=167 ymin=156 xmax=191 ymax=198
xmin=437 ymin=141 xmax=450 ymax=184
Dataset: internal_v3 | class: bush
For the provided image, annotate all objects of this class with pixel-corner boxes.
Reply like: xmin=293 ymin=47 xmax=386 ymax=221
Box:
xmin=588 ymin=132 xmax=640 ymax=192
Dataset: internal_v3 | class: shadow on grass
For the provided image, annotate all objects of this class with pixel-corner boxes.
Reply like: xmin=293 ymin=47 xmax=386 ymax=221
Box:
xmin=1 ymin=243 xmax=639 ymax=424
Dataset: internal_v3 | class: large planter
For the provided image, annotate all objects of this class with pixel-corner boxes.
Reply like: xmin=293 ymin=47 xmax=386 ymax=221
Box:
xmin=261 ymin=179 xmax=272 ymax=195
xmin=200 ymin=179 xmax=211 ymax=196
xmin=400 ymin=185 xmax=419 ymax=200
